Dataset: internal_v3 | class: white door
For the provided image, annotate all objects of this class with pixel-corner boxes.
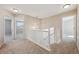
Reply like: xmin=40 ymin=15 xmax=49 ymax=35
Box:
xmin=62 ymin=16 xmax=76 ymax=42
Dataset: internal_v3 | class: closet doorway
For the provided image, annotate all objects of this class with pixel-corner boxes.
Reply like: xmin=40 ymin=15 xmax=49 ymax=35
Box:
xmin=4 ymin=16 xmax=14 ymax=43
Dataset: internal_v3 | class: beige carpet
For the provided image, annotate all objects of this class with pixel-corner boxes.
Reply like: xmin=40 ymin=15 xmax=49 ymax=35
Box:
xmin=50 ymin=41 xmax=78 ymax=54
xmin=0 ymin=39 xmax=78 ymax=54
xmin=0 ymin=39 xmax=49 ymax=54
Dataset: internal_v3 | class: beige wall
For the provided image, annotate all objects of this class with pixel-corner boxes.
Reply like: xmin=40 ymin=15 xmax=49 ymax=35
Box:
xmin=42 ymin=9 xmax=76 ymax=43
xmin=0 ymin=9 xmax=13 ymax=47
xmin=0 ymin=9 xmax=26 ymax=46
xmin=77 ymin=5 xmax=79 ymax=51
xmin=24 ymin=15 xmax=40 ymax=39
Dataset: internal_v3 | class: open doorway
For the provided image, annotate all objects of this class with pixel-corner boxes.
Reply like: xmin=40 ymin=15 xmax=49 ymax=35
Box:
xmin=4 ymin=16 xmax=25 ymax=43
xmin=15 ymin=20 xmax=24 ymax=40
xmin=4 ymin=17 xmax=13 ymax=43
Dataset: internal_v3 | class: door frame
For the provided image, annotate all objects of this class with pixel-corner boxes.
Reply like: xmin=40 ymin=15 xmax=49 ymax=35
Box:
xmin=62 ymin=15 xmax=76 ymax=42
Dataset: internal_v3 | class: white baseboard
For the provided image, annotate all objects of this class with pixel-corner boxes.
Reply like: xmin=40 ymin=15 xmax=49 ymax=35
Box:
xmin=27 ymin=37 xmax=51 ymax=51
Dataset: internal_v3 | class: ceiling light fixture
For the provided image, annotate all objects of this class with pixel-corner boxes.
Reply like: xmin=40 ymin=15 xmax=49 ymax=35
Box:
xmin=63 ymin=4 xmax=71 ymax=8
xmin=11 ymin=8 xmax=19 ymax=13
xmin=13 ymin=8 xmax=18 ymax=12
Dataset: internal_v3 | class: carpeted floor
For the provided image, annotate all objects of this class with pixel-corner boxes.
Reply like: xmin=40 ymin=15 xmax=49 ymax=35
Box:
xmin=0 ymin=39 xmax=78 ymax=54
xmin=0 ymin=39 xmax=49 ymax=54
xmin=50 ymin=41 xmax=78 ymax=54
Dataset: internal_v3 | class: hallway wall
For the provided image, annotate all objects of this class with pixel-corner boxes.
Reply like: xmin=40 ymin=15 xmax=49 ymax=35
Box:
xmin=0 ymin=9 xmax=13 ymax=47
xmin=77 ymin=5 xmax=79 ymax=51
xmin=41 ymin=9 xmax=76 ymax=44
xmin=24 ymin=15 xmax=40 ymax=39
xmin=0 ymin=9 xmax=26 ymax=45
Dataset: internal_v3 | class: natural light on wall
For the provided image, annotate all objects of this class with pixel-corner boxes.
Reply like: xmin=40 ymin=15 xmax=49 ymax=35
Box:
xmin=32 ymin=23 xmax=39 ymax=30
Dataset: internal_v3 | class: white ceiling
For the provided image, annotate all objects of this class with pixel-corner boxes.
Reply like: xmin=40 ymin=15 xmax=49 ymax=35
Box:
xmin=0 ymin=4 xmax=77 ymax=18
